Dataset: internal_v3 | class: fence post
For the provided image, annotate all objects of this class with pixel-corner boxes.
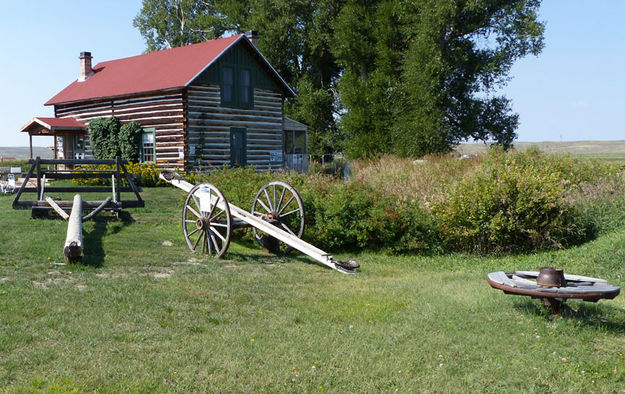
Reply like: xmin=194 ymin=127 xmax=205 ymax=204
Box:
xmin=115 ymin=156 xmax=121 ymax=203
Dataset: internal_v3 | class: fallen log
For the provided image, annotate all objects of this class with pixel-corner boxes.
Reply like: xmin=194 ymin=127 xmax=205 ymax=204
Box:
xmin=64 ymin=194 xmax=83 ymax=262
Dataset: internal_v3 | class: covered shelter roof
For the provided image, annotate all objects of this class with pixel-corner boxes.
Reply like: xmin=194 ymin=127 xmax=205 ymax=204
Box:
xmin=21 ymin=117 xmax=86 ymax=135
xmin=284 ymin=117 xmax=309 ymax=131
xmin=45 ymin=34 xmax=295 ymax=106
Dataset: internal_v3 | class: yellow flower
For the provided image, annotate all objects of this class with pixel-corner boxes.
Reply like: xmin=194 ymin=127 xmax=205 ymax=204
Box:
xmin=251 ymin=338 xmax=255 ymax=343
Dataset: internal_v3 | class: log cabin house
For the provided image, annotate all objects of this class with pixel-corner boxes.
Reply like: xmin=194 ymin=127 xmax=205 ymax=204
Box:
xmin=21 ymin=32 xmax=308 ymax=172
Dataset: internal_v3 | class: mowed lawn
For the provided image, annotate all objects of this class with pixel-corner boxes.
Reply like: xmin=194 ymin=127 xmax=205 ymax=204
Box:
xmin=1 ymin=187 xmax=625 ymax=392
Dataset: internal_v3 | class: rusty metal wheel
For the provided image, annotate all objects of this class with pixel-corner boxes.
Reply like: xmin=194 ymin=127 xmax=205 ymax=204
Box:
xmin=182 ymin=183 xmax=231 ymax=258
xmin=251 ymin=181 xmax=305 ymax=253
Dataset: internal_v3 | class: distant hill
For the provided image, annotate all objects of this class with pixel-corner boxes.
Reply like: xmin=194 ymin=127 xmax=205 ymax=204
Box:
xmin=0 ymin=147 xmax=53 ymax=160
xmin=456 ymin=140 xmax=625 ymax=155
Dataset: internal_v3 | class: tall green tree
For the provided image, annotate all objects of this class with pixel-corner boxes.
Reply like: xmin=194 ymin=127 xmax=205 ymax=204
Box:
xmin=334 ymin=0 xmax=544 ymax=158
xmin=133 ymin=0 xmax=225 ymax=51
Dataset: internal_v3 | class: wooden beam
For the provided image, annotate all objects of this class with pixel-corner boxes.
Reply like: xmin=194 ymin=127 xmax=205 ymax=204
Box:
xmin=64 ymin=194 xmax=83 ymax=262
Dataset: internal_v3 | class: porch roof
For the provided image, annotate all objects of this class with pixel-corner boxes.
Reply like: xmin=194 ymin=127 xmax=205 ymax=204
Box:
xmin=21 ymin=117 xmax=86 ymax=135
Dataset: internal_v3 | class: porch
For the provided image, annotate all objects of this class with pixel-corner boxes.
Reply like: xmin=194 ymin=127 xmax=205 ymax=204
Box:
xmin=21 ymin=117 xmax=87 ymax=164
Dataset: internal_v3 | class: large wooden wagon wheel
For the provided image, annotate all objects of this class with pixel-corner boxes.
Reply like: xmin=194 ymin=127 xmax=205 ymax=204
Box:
xmin=182 ymin=183 xmax=232 ymax=257
xmin=251 ymin=181 xmax=305 ymax=253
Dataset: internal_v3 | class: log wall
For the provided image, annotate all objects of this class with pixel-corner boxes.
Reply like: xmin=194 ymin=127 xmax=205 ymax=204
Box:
xmin=54 ymin=90 xmax=186 ymax=169
xmin=186 ymin=84 xmax=284 ymax=171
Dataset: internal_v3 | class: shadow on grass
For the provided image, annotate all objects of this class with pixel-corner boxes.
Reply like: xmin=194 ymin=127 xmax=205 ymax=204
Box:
xmin=82 ymin=212 xmax=134 ymax=268
xmin=514 ymin=298 xmax=625 ymax=333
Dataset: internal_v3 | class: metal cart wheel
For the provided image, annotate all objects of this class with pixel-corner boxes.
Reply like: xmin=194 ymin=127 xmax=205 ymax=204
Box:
xmin=182 ymin=183 xmax=232 ymax=257
xmin=251 ymin=181 xmax=305 ymax=253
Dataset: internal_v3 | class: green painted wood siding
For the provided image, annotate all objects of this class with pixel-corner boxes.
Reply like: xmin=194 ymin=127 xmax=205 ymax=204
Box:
xmin=193 ymin=41 xmax=280 ymax=92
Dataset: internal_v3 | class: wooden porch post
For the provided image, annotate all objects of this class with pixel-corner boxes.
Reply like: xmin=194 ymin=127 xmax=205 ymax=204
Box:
xmin=29 ymin=134 xmax=33 ymax=159
xmin=53 ymin=133 xmax=58 ymax=170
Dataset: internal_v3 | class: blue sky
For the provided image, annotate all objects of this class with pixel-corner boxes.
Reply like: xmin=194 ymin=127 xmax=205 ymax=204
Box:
xmin=1 ymin=0 xmax=623 ymax=147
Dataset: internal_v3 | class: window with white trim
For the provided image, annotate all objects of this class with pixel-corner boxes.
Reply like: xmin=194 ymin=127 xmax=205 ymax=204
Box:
xmin=141 ymin=129 xmax=156 ymax=163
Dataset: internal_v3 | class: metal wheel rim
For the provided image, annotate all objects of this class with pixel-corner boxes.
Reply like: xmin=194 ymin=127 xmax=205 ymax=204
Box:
xmin=182 ymin=183 xmax=232 ymax=258
xmin=251 ymin=181 xmax=305 ymax=252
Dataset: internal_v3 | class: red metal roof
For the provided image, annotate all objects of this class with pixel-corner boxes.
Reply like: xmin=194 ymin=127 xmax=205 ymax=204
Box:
xmin=21 ymin=117 xmax=86 ymax=132
xmin=46 ymin=34 xmax=258 ymax=105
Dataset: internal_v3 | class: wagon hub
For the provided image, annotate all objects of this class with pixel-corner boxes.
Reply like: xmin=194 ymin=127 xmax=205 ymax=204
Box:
xmin=196 ymin=217 xmax=210 ymax=230
xmin=536 ymin=267 xmax=566 ymax=288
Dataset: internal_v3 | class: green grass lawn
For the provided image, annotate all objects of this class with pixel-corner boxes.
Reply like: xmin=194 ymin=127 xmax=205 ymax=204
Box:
xmin=1 ymin=187 xmax=625 ymax=392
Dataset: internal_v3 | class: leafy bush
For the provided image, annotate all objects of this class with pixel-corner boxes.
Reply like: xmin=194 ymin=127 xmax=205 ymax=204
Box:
xmin=119 ymin=122 xmax=143 ymax=162
xmin=300 ymin=179 xmax=439 ymax=254
xmin=196 ymin=168 xmax=440 ymax=254
xmin=88 ymin=117 xmax=121 ymax=159
xmin=88 ymin=116 xmax=143 ymax=161
xmin=432 ymin=151 xmax=597 ymax=253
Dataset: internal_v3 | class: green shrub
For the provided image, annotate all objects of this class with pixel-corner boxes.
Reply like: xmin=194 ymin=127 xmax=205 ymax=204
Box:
xmin=196 ymin=168 xmax=440 ymax=254
xmin=88 ymin=117 xmax=121 ymax=159
xmin=432 ymin=151 xmax=596 ymax=253
xmin=119 ymin=122 xmax=143 ymax=162
xmin=300 ymin=180 xmax=439 ymax=253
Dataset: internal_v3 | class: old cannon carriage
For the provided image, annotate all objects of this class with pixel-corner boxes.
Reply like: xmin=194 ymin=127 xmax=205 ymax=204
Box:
xmin=160 ymin=171 xmax=359 ymax=273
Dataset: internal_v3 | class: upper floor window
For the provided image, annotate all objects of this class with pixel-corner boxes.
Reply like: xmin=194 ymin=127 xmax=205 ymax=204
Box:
xmin=222 ymin=67 xmax=234 ymax=104
xmin=240 ymin=69 xmax=251 ymax=105
xmin=221 ymin=65 xmax=253 ymax=108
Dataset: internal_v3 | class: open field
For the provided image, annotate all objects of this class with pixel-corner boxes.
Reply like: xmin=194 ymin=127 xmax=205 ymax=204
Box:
xmin=457 ymin=140 xmax=625 ymax=162
xmin=1 ymin=186 xmax=625 ymax=391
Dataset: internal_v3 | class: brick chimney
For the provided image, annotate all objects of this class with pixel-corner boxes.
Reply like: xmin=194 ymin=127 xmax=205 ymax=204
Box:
xmin=79 ymin=51 xmax=93 ymax=82
xmin=245 ymin=31 xmax=259 ymax=47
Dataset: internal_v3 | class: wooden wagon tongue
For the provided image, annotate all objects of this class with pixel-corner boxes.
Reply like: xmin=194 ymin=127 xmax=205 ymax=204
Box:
xmin=536 ymin=267 xmax=566 ymax=288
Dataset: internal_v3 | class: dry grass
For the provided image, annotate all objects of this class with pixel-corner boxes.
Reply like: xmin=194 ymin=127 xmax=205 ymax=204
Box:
xmin=351 ymin=154 xmax=483 ymax=208
xmin=352 ymin=152 xmax=625 ymax=209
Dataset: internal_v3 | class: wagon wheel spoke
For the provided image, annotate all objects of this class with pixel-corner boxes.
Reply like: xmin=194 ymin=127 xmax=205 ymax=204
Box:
xmin=207 ymin=195 xmax=219 ymax=219
xmin=256 ymin=199 xmax=272 ymax=215
xmin=191 ymin=194 xmax=202 ymax=213
xmin=204 ymin=230 xmax=217 ymax=254
xmin=194 ymin=230 xmax=204 ymax=252
xmin=280 ymin=222 xmax=296 ymax=236
xmin=186 ymin=205 xmax=202 ymax=219
xmin=278 ymin=196 xmax=295 ymax=215
xmin=276 ymin=186 xmax=286 ymax=213
xmin=210 ymin=208 xmax=225 ymax=222
xmin=211 ymin=222 xmax=229 ymax=228
xmin=186 ymin=227 xmax=201 ymax=237
xmin=209 ymin=231 xmax=221 ymax=251
xmin=281 ymin=208 xmax=300 ymax=218
xmin=211 ymin=228 xmax=227 ymax=243
xmin=263 ymin=189 xmax=274 ymax=211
